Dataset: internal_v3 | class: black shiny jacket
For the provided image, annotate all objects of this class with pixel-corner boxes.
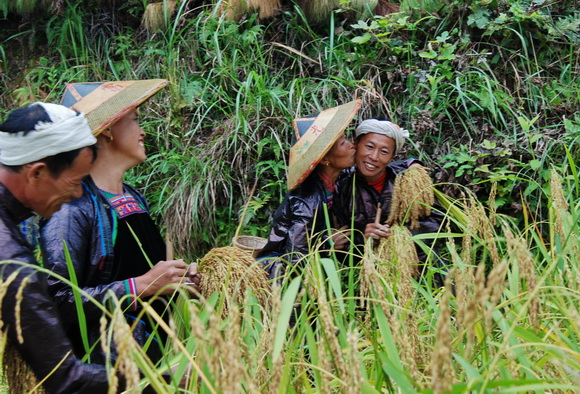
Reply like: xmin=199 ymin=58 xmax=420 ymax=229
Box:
xmin=39 ymin=176 xmax=148 ymax=362
xmin=257 ymin=174 xmax=334 ymax=277
xmin=334 ymin=160 xmax=444 ymax=262
xmin=0 ymin=182 xmax=109 ymax=393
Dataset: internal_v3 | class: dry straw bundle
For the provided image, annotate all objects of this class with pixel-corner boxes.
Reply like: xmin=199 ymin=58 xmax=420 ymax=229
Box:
xmin=198 ymin=246 xmax=271 ymax=316
xmin=141 ymin=1 xmax=176 ymax=32
xmin=220 ymin=0 xmax=281 ymax=21
xmin=297 ymin=0 xmax=378 ymax=24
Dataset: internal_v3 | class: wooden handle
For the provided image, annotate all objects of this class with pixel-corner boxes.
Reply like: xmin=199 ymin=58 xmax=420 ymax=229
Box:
xmin=165 ymin=232 xmax=174 ymax=260
xmin=374 ymin=204 xmax=382 ymax=224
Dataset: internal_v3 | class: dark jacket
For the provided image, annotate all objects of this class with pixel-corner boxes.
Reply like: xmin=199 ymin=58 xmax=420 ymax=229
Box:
xmin=39 ymin=176 xmax=150 ymax=362
xmin=0 ymin=182 xmax=110 ymax=393
xmin=334 ymin=160 xmax=444 ymax=263
xmin=257 ymin=174 xmax=335 ymax=278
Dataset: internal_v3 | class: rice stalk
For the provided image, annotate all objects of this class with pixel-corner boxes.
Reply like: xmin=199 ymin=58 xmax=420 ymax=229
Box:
xmin=474 ymin=261 xmax=489 ymax=312
xmin=503 ymin=224 xmax=540 ymax=329
xmin=469 ymin=194 xmax=500 ymax=267
xmin=317 ymin=331 xmax=333 ymax=393
xmin=452 ymin=255 xmax=476 ymax=356
xmin=218 ymin=306 xmax=244 ymax=393
xmin=0 ymin=271 xmax=19 ymax=332
xmin=14 ymin=275 xmax=30 ymax=344
xmin=460 ymin=196 xmax=475 ymax=266
xmin=386 ymin=165 xmax=434 ymax=230
xmin=358 ymin=237 xmax=377 ymax=311
xmin=267 ymin=283 xmax=284 ymax=392
xmin=2 ymin=343 xmax=44 ymax=394
xmin=550 ymin=169 xmax=569 ymax=244
xmin=376 ymin=223 xmax=420 ymax=282
xmin=488 ymin=181 xmax=498 ymax=227
xmin=484 ymin=258 xmax=508 ymax=334
xmin=198 ymin=246 xmax=271 ymax=317
xmin=111 ymin=308 xmax=141 ymax=393
xmin=431 ymin=273 xmax=453 ymax=394
xmin=315 ymin=273 xmax=349 ymax=385
xmin=345 ymin=328 xmax=364 ymax=392
xmin=371 ymin=270 xmax=419 ymax=382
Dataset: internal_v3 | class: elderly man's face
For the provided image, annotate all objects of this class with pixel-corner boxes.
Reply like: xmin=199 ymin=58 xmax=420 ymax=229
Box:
xmin=355 ymin=133 xmax=396 ymax=182
xmin=25 ymin=147 xmax=93 ymax=218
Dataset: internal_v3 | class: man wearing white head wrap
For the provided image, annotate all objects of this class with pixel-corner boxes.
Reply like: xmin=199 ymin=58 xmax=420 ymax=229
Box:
xmin=0 ymin=102 xmax=96 ymax=166
xmin=333 ymin=118 xmax=443 ymax=266
xmin=354 ymin=119 xmax=410 ymax=155
xmin=0 ymin=103 xmax=111 ymax=392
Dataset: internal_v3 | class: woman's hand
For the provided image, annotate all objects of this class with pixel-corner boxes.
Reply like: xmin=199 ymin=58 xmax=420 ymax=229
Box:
xmin=364 ymin=222 xmax=390 ymax=242
xmin=185 ymin=262 xmax=202 ymax=298
xmin=134 ymin=259 xmax=200 ymax=297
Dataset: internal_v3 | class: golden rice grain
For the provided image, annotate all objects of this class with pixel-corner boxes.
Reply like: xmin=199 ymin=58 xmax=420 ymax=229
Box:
xmin=376 ymin=223 xmax=420 ymax=281
xmin=345 ymin=328 xmax=364 ymax=391
xmin=503 ymin=225 xmax=539 ymax=328
xmin=111 ymin=309 xmax=141 ymax=392
xmin=14 ymin=275 xmax=30 ymax=344
xmin=2 ymin=343 xmax=44 ymax=394
xmin=488 ymin=181 xmax=498 ymax=226
xmin=550 ymin=169 xmax=569 ymax=242
xmin=386 ymin=165 xmax=434 ymax=230
xmin=431 ymin=274 xmax=453 ymax=394
xmin=198 ymin=246 xmax=271 ymax=317
xmin=0 ymin=271 xmax=19 ymax=332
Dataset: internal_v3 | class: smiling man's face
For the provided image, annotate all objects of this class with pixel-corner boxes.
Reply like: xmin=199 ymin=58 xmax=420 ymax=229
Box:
xmin=355 ymin=133 xmax=396 ymax=182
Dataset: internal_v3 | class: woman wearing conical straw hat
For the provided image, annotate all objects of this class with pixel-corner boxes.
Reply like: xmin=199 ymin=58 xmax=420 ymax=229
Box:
xmin=257 ymin=99 xmax=362 ymax=281
xmin=39 ymin=80 xmax=201 ymax=366
xmin=333 ymin=119 xmax=444 ymax=268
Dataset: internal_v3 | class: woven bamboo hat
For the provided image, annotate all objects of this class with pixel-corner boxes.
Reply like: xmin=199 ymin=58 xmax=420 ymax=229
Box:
xmin=287 ymin=99 xmax=362 ymax=191
xmin=61 ymin=79 xmax=169 ymax=136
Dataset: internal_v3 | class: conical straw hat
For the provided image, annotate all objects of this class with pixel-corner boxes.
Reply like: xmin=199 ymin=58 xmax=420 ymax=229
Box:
xmin=61 ymin=79 xmax=168 ymax=136
xmin=287 ymin=99 xmax=361 ymax=190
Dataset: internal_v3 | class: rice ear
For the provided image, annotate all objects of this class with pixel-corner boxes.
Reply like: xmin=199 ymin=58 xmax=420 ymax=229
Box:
xmin=386 ymin=165 xmax=435 ymax=229
xmin=2 ymin=343 xmax=45 ymax=394
xmin=198 ymin=246 xmax=271 ymax=317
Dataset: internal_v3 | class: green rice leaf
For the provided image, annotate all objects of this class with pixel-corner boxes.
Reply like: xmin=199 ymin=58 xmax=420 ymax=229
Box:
xmin=62 ymin=240 xmax=90 ymax=359
xmin=273 ymin=276 xmax=301 ymax=361
xmin=320 ymin=257 xmax=345 ymax=313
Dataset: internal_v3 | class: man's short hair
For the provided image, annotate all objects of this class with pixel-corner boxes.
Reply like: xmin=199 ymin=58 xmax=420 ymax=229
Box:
xmin=0 ymin=104 xmax=96 ymax=177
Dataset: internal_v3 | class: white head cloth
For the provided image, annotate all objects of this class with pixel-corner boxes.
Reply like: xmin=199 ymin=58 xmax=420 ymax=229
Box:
xmin=355 ymin=119 xmax=410 ymax=154
xmin=0 ymin=102 xmax=96 ymax=166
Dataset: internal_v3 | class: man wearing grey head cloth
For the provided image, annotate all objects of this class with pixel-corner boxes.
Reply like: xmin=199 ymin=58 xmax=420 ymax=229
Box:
xmin=333 ymin=118 xmax=444 ymax=267
xmin=0 ymin=102 xmax=113 ymax=393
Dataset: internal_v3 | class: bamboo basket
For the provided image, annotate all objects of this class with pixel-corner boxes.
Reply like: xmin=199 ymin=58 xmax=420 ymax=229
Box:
xmin=232 ymin=235 xmax=267 ymax=258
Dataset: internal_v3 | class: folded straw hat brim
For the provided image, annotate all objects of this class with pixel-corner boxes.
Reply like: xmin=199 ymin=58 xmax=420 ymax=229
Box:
xmin=287 ymin=99 xmax=361 ymax=191
xmin=62 ymin=79 xmax=168 ymax=136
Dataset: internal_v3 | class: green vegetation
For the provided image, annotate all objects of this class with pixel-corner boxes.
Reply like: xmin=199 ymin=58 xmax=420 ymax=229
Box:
xmin=1 ymin=0 xmax=577 ymax=258
xmin=0 ymin=0 xmax=579 ymax=392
